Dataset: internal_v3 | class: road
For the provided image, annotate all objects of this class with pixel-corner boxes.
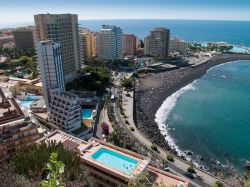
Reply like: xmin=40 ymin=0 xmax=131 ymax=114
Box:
xmin=111 ymin=72 xmax=231 ymax=187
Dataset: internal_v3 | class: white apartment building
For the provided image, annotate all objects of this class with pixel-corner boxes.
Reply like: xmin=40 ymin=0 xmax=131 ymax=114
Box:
xmin=98 ymin=25 xmax=123 ymax=60
xmin=37 ymin=41 xmax=92 ymax=140
xmin=170 ymin=38 xmax=188 ymax=55
xmin=48 ymin=90 xmax=82 ymax=133
xmin=37 ymin=40 xmax=65 ymax=109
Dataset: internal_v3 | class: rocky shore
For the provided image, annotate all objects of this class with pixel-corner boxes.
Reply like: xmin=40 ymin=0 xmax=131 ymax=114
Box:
xmin=134 ymin=54 xmax=250 ymax=175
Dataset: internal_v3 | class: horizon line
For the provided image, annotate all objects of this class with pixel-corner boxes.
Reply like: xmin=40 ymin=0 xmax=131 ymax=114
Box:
xmin=1 ymin=18 xmax=250 ymax=28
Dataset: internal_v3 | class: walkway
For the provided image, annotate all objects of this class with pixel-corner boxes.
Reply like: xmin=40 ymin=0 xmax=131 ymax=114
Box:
xmin=115 ymin=86 xmax=232 ymax=187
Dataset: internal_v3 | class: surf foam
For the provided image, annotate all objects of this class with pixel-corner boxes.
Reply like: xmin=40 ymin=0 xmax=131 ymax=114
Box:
xmin=155 ymin=81 xmax=196 ymax=157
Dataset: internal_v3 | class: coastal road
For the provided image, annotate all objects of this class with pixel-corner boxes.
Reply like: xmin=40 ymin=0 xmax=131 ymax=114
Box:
xmin=111 ymin=72 xmax=231 ymax=187
xmin=113 ymin=99 xmax=208 ymax=187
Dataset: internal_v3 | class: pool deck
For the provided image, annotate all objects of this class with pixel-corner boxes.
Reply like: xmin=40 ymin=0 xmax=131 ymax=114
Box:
xmin=79 ymin=139 xmax=151 ymax=180
xmin=82 ymin=109 xmax=96 ymax=128
xmin=36 ymin=130 xmax=189 ymax=186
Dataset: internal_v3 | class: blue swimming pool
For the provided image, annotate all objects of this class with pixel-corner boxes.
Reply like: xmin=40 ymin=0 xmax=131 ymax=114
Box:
xmin=21 ymin=100 xmax=34 ymax=109
xmin=82 ymin=109 xmax=93 ymax=119
xmin=92 ymin=148 xmax=139 ymax=174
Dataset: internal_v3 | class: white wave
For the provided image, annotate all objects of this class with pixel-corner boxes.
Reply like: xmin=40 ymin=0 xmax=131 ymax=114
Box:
xmin=154 ymin=81 xmax=196 ymax=157
xmin=207 ymin=60 xmax=243 ymax=72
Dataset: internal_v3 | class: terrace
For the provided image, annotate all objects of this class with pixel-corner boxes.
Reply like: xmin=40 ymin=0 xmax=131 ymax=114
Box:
xmin=37 ymin=130 xmax=150 ymax=181
xmin=0 ymin=87 xmax=25 ymax=125
xmin=36 ymin=130 xmax=189 ymax=186
xmin=79 ymin=139 xmax=150 ymax=181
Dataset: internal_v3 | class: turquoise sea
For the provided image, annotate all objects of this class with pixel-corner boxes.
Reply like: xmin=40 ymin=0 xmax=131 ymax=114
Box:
xmin=155 ymin=60 xmax=250 ymax=171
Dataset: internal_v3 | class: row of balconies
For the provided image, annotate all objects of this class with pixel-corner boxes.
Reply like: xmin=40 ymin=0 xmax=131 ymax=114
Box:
xmin=0 ymin=123 xmax=33 ymax=136
xmin=6 ymin=133 xmax=41 ymax=150
xmin=50 ymin=116 xmax=66 ymax=127
xmin=2 ymin=130 xmax=39 ymax=144
xmin=51 ymin=101 xmax=79 ymax=111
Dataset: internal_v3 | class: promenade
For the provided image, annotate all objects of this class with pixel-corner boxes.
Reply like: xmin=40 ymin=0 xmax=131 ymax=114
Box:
xmin=113 ymin=72 xmax=233 ymax=187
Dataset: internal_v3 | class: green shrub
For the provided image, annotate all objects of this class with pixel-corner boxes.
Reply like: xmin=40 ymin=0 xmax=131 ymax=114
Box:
xmin=187 ymin=166 xmax=196 ymax=173
xmin=214 ymin=181 xmax=224 ymax=187
xmin=151 ymin=144 xmax=158 ymax=151
xmin=130 ymin=127 xmax=135 ymax=131
xmin=167 ymin=154 xmax=174 ymax=162
xmin=125 ymin=120 xmax=129 ymax=124
xmin=11 ymin=142 xmax=80 ymax=180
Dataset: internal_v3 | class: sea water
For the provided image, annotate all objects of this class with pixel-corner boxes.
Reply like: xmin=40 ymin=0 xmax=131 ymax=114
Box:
xmin=2 ymin=20 xmax=250 ymax=46
xmin=155 ymin=60 xmax=250 ymax=171
xmin=79 ymin=20 xmax=250 ymax=47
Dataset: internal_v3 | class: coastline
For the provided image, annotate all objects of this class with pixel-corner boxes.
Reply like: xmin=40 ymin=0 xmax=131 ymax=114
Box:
xmin=134 ymin=54 xmax=250 ymax=175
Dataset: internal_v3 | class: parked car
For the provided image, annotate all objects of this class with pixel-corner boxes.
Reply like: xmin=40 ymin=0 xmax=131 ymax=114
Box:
xmin=183 ymin=172 xmax=195 ymax=179
xmin=164 ymin=166 xmax=170 ymax=172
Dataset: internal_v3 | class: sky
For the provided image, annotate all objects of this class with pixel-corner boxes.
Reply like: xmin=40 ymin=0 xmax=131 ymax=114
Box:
xmin=1 ymin=0 xmax=250 ymax=25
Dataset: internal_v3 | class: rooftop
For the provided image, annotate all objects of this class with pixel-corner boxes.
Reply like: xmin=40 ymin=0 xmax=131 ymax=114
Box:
xmin=148 ymin=166 xmax=189 ymax=187
xmin=30 ymin=99 xmax=46 ymax=109
xmin=37 ymin=130 xmax=149 ymax=180
xmin=51 ymin=90 xmax=79 ymax=100
xmin=36 ymin=130 xmax=189 ymax=186
xmin=0 ymin=87 xmax=25 ymax=125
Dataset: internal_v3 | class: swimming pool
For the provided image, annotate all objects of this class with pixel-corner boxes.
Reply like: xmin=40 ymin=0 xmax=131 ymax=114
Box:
xmin=19 ymin=95 xmax=42 ymax=109
xmin=82 ymin=109 xmax=93 ymax=119
xmin=91 ymin=148 xmax=139 ymax=174
xmin=21 ymin=100 xmax=34 ymax=109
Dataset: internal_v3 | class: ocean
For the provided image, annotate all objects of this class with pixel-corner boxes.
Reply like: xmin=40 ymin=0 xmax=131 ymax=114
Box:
xmin=155 ymin=60 xmax=250 ymax=172
xmin=3 ymin=19 xmax=250 ymax=171
xmin=2 ymin=19 xmax=250 ymax=46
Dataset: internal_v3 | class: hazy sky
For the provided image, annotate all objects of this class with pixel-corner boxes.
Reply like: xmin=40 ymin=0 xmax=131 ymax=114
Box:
xmin=1 ymin=0 xmax=250 ymax=24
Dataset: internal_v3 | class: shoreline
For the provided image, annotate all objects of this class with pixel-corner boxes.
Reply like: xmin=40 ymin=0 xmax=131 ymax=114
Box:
xmin=134 ymin=54 xmax=250 ymax=177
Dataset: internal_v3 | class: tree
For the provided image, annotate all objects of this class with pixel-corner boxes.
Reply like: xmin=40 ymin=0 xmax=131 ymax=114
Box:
xmin=214 ymin=181 xmax=224 ymax=187
xmin=167 ymin=154 xmax=174 ymax=162
xmin=121 ymin=78 xmax=133 ymax=91
xmin=244 ymin=171 xmax=250 ymax=187
xmin=19 ymin=56 xmax=30 ymax=65
xmin=11 ymin=142 xmax=95 ymax=186
xmin=66 ymin=66 xmax=111 ymax=94
xmin=187 ymin=161 xmax=196 ymax=173
xmin=151 ymin=144 xmax=158 ymax=151
xmin=128 ymin=172 xmax=150 ymax=187
xmin=12 ymin=142 xmax=81 ymax=180
xmin=41 ymin=152 xmax=65 ymax=187
xmin=102 ymin=122 xmax=110 ymax=136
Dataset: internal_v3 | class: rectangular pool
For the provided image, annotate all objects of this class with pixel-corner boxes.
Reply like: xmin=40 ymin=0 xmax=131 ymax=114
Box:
xmin=21 ymin=100 xmax=34 ymax=109
xmin=91 ymin=148 xmax=139 ymax=174
xmin=82 ymin=109 xmax=93 ymax=119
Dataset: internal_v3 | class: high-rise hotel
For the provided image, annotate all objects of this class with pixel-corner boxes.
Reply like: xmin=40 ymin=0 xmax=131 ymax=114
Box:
xmin=37 ymin=40 xmax=84 ymax=137
xmin=144 ymin=28 xmax=170 ymax=58
xmin=97 ymin=25 xmax=123 ymax=60
xmin=123 ymin=34 xmax=137 ymax=56
xmin=36 ymin=41 xmax=65 ymax=108
xmin=13 ymin=27 xmax=35 ymax=51
xmin=34 ymin=14 xmax=82 ymax=83
xmin=80 ymin=29 xmax=98 ymax=61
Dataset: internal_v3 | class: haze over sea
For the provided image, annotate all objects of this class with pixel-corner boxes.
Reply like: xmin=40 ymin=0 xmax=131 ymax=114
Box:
xmin=2 ymin=19 xmax=250 ymax=46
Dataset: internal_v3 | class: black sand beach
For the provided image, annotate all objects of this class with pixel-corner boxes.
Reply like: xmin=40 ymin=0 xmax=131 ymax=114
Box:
xmin=134 ymin=54 xmax=250 ymax=157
